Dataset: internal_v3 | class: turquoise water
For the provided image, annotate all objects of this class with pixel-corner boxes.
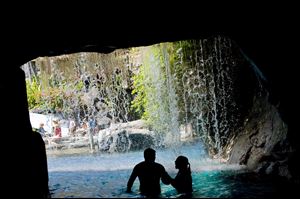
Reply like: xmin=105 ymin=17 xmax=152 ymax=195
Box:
xmin=47 ymin=141 xmax=282 ymax=198
xmin=48 ymin=169 xmax=279 ymax=198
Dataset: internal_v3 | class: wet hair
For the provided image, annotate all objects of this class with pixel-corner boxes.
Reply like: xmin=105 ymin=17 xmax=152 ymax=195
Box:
xmin=175 ymin=156 xmax=191 ymax=174
xmin=144 ymin=148 xmax=156 ymax=162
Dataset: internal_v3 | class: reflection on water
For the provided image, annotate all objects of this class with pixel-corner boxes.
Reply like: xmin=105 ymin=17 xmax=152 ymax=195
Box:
xmin=47 ymin=141 xmax=281 ymax=198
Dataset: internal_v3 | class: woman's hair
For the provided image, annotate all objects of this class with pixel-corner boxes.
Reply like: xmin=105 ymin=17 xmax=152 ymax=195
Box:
xmin=175 ymin=156 xmax=191 ymax=174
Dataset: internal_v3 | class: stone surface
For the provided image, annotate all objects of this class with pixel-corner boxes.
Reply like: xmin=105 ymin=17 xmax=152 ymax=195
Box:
xmin=97 ymin=120 xmax=155 ymax=153
xmin=228 ymin=95 xmax=292 ymax=179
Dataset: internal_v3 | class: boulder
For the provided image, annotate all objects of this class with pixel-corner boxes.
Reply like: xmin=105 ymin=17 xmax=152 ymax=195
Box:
xmin=97 ymin=120 xmax=155 ymax=153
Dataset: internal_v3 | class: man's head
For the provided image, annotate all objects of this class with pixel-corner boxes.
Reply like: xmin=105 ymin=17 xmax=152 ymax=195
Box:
xmin=144 ymin=148 xmax=156 ymax=162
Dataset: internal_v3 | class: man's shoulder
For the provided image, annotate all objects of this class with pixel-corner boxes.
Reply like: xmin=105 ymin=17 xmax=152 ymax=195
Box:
xmin=135 ymin=161 xmax=145 ymax=167
xmin=154 ymin=162 xmax=166 ymax=169
xmin=136 ymin=161 xmax=164 ymax=168
xmin=154 ymin=162 xmax=163 ymax=166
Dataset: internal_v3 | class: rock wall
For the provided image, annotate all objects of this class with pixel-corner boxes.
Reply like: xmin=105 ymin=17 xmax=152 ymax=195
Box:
xmin=227 ymin=94 xmax=293 ymax=179
xmin=97 ymin=120 xmax=156 ymax=152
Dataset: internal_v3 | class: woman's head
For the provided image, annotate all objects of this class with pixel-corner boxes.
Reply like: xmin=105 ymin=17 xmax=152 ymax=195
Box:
xmin=175 ymin=156 xmax=190 ymax=172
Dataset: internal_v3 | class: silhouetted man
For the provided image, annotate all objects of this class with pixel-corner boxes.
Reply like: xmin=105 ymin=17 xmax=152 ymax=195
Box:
xmin=126 ymin=148 xmax=171 ymax=197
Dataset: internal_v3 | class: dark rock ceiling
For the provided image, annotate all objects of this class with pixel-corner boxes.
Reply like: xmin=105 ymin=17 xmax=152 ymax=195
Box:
xmin=3 ymin=4 xmax=298 ymax=135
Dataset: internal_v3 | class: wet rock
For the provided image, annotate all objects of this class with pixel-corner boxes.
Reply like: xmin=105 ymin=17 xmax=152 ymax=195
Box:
xmin=228 ymin=95 xmax=290 ymax=179
xmin=97 ymin=120 xmax=155 ymax=153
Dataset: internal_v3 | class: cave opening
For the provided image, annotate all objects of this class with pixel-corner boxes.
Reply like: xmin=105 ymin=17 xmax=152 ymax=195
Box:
xmin=19 ymin=36 xmax=296 ymax=198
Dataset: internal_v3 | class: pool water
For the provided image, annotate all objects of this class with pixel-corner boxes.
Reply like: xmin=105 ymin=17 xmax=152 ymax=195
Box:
xmin=47 ymin=141 xmax=290 ymax=198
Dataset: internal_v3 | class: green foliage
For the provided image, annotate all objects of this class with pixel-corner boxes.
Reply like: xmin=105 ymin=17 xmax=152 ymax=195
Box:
xmin=26 ymin=73 xmax=74 ymax=112
xmin=75 ymin=81 xmax=84 ymax=91
xmin=26 ymin=78 xmax=42 ymax=109
xmin=131 ymin=64 xmax=146 ymax=118
xmin=26 ymin=41 xmax=200 ymax=129
xmin=129 ymin=40 xmax=201 ymax=133
xmin=130 ymin=43 xmax=174 ymax=132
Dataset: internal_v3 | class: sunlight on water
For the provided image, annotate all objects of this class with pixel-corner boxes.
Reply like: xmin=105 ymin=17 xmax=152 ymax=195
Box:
xmin=48 ymin=140 xmax=240 ymax=173
xmin=48 ymin=141 xmax=252 ymax=198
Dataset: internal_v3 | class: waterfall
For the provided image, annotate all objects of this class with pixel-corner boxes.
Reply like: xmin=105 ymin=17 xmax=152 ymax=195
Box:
xmin=23 ymin=36 xmax=251 ymax=157
xmin=134 ymin=37 xmax=244 ymax=155
xmin=161 ymin=44 xmax=181 ymax=147
xmin=187 ymin=37 xmax=242 ymax=156
xmin=139 ymin=44 xmax=181 ymax=148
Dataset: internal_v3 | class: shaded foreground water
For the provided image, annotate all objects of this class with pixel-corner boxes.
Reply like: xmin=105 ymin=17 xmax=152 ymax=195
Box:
xmin=47 ymin=141 xmax=293 ymax=198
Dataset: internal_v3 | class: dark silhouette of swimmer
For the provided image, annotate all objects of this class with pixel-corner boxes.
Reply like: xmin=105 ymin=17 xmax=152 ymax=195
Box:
xmin=126 ymin=148 xmax=172 ymax=197
xmin=171 ymin=156 xmax=193 ymax=197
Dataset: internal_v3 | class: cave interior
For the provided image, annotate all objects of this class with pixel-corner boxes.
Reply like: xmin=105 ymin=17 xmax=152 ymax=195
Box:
xmin=2 ymin=8 xmax=299 ymax=197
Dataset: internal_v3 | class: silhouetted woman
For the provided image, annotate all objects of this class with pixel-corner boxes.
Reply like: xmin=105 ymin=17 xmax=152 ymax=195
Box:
xmin=171 ymin=156 xmax=193 ymax=198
